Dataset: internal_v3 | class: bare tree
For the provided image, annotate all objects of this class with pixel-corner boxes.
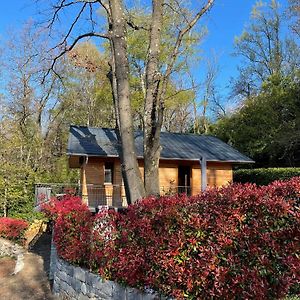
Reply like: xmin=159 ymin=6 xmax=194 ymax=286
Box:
xmin=186 ymin=51 xmax=219 ymax=134
xmin=1 ymin=22 xmax=61 ymax=173
xmin=287 ymin=0 xmax=300 ymax=37
xmin=42 ymin=0 xmax=214 ymax=202
xmin=232 ymin=0 xmax=299 ymax=99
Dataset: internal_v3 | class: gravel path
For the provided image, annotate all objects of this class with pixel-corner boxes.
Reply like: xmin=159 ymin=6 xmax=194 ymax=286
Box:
xmin=0 ymin=233 xmax=55 ymax=300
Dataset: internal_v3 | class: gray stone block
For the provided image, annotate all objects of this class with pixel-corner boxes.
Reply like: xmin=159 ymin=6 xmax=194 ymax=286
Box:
xmin=74 ymin=266 xmax=86 ymax=282
xmin=126 ymin=287 xmax=144 ymax=300
xmin=66 ymin=284 xmax=76 ymax=297
xmin=52 ymin=282 xmax=59 ymax=294
xmin=92 ymin=277 xmax=113 ymax=297
xmin=61 ymin=281 xmax=75 ymax=296
xmin=81 ymin=282 xmax=88 ymax=294
xmin=112 ymin=282 xmax=126 ymax=300
xmin=86 ymin=272 xmax=99 ymax=286
xmin=142 ymin=293 xmax=161 ymax=300
xmin=74 ymin=279 xmax=84 ymax=293
xmin=54 ymin=257 xmax=168 ymax=300
xmin=65 ymin=264 xmax=74 ymax=277
xmin=70 ymin=277 xmax=80 ymax=292
xmin=85 ymin=283 xmax=93 ymax=294
xmin=54 ymin=276 xmax=61 ymax=288
xmin=86 ymin=272 xmax=94 ymax=286
xmin=86 ymin=292 xmax=96 ymax=298
xmin=78 ymin=294 xmax=90 ymax=300
xmin=59 ymin=271 xmax=71 ymax=282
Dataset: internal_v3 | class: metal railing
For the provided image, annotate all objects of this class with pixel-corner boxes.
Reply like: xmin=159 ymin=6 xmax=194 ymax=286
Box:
xmin=160 ymin=185 xmax=192 ymax=196
xmin=35 ymin=183 xmax=80 ymax=206
xmin=35 ymin=183 xmax=193 ymax=208
xmin=84 ymin=184 xmax=126 ymax=208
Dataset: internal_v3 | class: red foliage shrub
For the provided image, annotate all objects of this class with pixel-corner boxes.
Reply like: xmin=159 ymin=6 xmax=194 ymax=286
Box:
xmin=110 ymin=177 xmax=300 ymax=298
xmin=89 ymin=208 xmax=120 ymax=278
xmin=0 ymin=217 xmax=28 ymax=243
xmin=49 ymin=177 xmax=300 ymax=299
xmin=42 ymin=194 xmax=85 ymax=220
xmin=42 ymin=195 xmax=93 ymax=266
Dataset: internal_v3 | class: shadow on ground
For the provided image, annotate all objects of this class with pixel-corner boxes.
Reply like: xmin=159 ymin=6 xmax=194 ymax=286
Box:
xmin=30 ymin=232 xmax=52 ymax=276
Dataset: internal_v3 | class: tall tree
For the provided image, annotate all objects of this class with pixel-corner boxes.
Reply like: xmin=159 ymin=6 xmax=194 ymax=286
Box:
xmin=212 ymin=72 xmax=300 ymax=167
xmin=287 ymin=0 xmax=300 ymax=37
xmin=58 ymin=42 xmax=115 ymax=128
xmin=0 ymin=22 xmax=60 ymax=175
xmin=232 ymin=0 xmax=299 ymax=98
xmin=43 ymin=0 xmax=214 ymax=203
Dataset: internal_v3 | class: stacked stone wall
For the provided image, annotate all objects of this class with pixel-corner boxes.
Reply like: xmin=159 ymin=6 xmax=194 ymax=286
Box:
xmin=53 ymin=257 xmax=163 ymax=300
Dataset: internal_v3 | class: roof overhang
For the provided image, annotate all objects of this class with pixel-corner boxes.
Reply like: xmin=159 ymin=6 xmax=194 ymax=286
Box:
xmin=67 ymin=153 xmax=255 ymax=166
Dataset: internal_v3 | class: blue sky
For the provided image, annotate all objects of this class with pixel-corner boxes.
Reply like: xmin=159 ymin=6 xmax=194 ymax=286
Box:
xmin=0 ymin=0 xmax=289 ymax=102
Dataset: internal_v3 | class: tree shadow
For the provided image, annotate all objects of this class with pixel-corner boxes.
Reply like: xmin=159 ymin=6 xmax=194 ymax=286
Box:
xmin=29 ymin=232 xmax=52 ymax=277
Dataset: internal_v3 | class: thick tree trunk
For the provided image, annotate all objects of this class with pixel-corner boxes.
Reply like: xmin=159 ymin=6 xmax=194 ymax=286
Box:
xmin=144 ymin=0 xmax=164 ymax=196
xmin=143 ymin=0 xmax=214 ymax=196
xmin=109 ymin=0 xmax=145 ymax=204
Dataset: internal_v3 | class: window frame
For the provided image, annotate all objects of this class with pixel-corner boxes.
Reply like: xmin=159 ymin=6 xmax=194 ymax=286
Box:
xmin=104 ymin=162 xmax=114 ymax=184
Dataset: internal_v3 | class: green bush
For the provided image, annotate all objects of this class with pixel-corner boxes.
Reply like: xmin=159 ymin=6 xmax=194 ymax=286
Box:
xmin=234 ymin=168 xmax=300 ymax=185
xmin=9 ymin=210 xmax=46 ymax=223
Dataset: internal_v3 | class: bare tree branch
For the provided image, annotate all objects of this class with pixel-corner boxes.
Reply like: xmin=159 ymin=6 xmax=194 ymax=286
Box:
xmin=50 ymin=2 xmax=88 ymax=51
xmin=163 ymin=0 xmax=214 ymax=83
xmin=42 ymin=31 xmax=109 ymax=83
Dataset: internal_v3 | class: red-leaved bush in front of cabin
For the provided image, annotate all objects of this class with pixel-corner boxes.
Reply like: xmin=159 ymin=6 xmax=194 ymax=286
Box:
xmin=42 ymin=195 xmax=93 ymax=266
xmin=0 ymin=217 xmax=29 ymax=243
xmin=43 ymin=177 xmax=300 ymax=299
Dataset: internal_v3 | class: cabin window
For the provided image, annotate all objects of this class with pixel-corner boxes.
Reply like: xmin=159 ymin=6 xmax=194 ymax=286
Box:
xmin=104 ymin=163 xmax=114 ymax=184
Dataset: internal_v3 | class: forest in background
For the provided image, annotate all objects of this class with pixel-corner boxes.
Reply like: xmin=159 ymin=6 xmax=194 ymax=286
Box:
xmin=0 ymin=0 xmax=299 ymax=217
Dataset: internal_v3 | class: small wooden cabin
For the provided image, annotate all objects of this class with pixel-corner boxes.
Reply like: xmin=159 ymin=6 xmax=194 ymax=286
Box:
xmin=67 ymin=126 xmax=254 ymax=207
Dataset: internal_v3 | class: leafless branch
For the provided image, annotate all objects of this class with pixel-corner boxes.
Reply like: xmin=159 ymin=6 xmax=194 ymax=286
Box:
xmin=50 ymin=2 xmax=88 ymax=52
xmin=164 ymin=0 xmax=214 ymax=82
xmin=127 ymin=20 xmax=148 ymax=31
xmin=164 ymin=84 xmax=200 ymax=100
xmin=42 ymin=31 xmax=109 ymax=83
xmin=89 ymin=3 xmax=96 ymax=31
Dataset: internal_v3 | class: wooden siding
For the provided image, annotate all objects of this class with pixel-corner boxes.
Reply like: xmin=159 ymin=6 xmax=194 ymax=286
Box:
xmin=85 ymin=158 xmax=104 ymax=184
xmin=191 ymin=162 xmax=233 ymax=195
xmin=159 ymin=162 xmax=178 ymax=188
xmin=191 ymin=167 xmax=201 ymax=196
xmin=138 ymin=160 xmax=178 ymax=191
xmin=207 ymin=162 xmax=233 ymax=187
xmin=113 ymin=160 xmax=123 ymax=207
xmin=72 ymin=156 xmax=233 ymax=206
xmin=69 ymin=156 xmax=81 ymax=168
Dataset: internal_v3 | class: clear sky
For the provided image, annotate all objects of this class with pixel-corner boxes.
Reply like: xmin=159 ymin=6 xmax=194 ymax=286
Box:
xmin=0 ymin=0 xmax=290 ymax=102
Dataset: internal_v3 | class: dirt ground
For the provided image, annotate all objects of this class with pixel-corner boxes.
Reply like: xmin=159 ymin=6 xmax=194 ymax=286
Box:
xmin=0 ymin=257 xmax=15 ymax=277
xmin=0 ymin=233 xmax=55 ymax=300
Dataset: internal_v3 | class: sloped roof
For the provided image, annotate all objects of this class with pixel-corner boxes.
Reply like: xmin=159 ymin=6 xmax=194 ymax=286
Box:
xmin=67 ymin=125 xmax=254 ymax=163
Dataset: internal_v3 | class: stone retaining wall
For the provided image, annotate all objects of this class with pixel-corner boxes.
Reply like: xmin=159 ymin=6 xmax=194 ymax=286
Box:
xmin=0 ymin=238 xmax=24 ymax=258
xmin=53 ymin=257 xmax=162 ymax=300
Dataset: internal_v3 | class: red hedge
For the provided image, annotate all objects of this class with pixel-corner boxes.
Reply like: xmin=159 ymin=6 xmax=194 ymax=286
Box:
xmin=46 ymin=177 xmax=300 ymax=299
xmin=42 ymin=195 xmax=93 ymax=266
xmin=0 ymin=217 xmax=28 ymax=243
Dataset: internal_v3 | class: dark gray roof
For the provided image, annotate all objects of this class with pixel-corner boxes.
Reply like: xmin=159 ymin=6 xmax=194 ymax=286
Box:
xmin=67 ymin=125 xmax=254 ymax=163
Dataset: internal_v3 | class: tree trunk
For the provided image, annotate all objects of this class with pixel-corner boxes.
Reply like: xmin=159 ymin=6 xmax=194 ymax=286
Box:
xmin=109 ymin=0 xmax=145 ymax=204
xmin=144 ymin=0 xmax=164 ymax=196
